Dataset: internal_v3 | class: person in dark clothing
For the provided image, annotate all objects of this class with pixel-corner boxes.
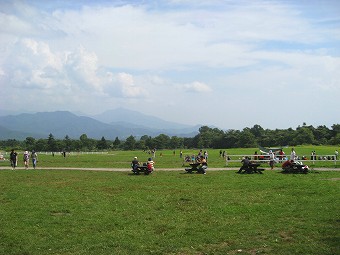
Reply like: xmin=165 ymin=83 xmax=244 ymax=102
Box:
xmin=10 ymin=149 xmax=18 ymax=170
xmin=237 ymin=156 xmax=250 ymax=173
xmin=131 ymin=157 xmax=140 ymax=172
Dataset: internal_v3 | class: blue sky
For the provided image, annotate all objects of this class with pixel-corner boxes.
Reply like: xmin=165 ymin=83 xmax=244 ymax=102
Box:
xmin=0 ymin=0 xmax=339 ymax=130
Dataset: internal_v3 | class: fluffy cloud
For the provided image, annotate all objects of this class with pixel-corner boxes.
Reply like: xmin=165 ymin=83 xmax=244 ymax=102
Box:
xmin=179 ymin=81 xmax=212 ymax=93
xmin=103 ymin=72 xmax=148 ymax=98
xmin=1 ymin=38 xmax=148 ymax=98
xmin=0 ymin=1 xmax=339 ymax=128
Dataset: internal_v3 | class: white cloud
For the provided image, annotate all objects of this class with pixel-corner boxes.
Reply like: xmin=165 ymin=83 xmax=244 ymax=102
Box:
xmin=0 ymin=0 xmax=339 ymax=129
xmin=116 ymin=72 xmax=148 ymax=98
xmin=179 ymin=81 xmax=212 ymax=93
xmin=0 ymin=12 xmax=34 ymax=35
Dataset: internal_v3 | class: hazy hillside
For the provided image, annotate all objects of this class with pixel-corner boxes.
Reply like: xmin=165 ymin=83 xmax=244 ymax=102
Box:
xmin=0 ymin=125 xmax=43 ymax=140
xmin=92 ymin=108 xmax=193 ymax=130
xmin=0 ymin=110 xmax=199 ymax=140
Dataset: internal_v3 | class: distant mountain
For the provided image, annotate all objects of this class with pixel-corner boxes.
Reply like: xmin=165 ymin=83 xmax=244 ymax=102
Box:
xmin=0 ymin=125 xmax=44 ymax=140
xmin=0 ymin=110 xmax=199 ymax=140
xmin=92 ymin=108 xmax=193 ymax=130
xmin=0 ymin=111 xmax=119 ymax=139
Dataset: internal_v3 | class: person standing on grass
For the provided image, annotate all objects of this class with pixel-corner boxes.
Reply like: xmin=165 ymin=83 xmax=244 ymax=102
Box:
xmin=290 ymin=148 xmax=296 ymax=161
xmin=31 ymin=150 xmax=38 ymax=169
xmin=10 ymin=149 xmax=18 ymax=170
xmin=23 ymin=151 xmax=30 ymax=170
xmin=269 ymin=150 xmax=275 ymax=170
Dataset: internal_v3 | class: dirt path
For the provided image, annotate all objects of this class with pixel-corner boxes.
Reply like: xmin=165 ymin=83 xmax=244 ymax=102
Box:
xmin=0 ymin=166 xmax=339 ymax=172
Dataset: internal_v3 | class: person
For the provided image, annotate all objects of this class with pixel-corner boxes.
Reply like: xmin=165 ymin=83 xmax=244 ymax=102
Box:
xmin=31 ymin=150 xmax=38 ymax=169
xmin=147 ymin=157 xmax=154 ymax=173
xmin=198 ymin=156 xmax=207 ymax=174
xmin=278 ymin=149 xmax=285 ymax=162
xmin=335 ymin=150 xmax=338 ymax=160
xmin=10 ymin=149 xmax=18 ymax=170
xmin=204 ymin=151 xmax=208 ymax=161
xmin=131 ymin=157 xmax=140 ymax=172
xmin=23 ymin=151 xmax=30 ymax=170
xmin=290 ymin=148 xmax=296 ymax=161
xmin=253 ymin=151 xmax=258 ymax=160
xmin=269 ymin=150 xmax=275 ymax=170
xmin=282 ymin=159 xmax=293 ymax=169
xmin=237 ymin=156 xmax=250 ymax=173
xmin=311 ymin=151 xmax=316 ymax=160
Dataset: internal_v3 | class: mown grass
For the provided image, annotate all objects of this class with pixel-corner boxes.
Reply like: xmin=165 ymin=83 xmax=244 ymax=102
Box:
xmin=0 ymin=169 xmax=339 ymax=255
xmin=4 ymin=145 xmax=339 ymax=169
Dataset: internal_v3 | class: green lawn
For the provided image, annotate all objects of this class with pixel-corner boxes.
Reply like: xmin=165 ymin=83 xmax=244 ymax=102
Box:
xmin=4 ymin=146 xmax=339 ymax=169
xmin=0 ymin=169 xmax=339 ymax=255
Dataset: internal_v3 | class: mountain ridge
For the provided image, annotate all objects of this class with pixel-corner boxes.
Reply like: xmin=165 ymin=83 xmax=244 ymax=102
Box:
xmin=91 ymin=108 xmax=193 ymax=130
xmin=0 ymin=109 xmax=200 ymax=140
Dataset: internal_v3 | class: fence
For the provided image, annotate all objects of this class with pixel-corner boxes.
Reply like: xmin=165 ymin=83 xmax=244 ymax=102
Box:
xmin=223 ymin=154 xmax=338 ymax=166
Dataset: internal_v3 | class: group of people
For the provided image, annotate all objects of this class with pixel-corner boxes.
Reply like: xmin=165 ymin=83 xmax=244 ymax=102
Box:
xmin=131 ymin=156 xmax=155 ymax=174
xmin=10 ymin=149 xmax=38 ymax=170
xmin=183 ymin=150 xmax=209 ymax=163
xmin=195 ymin=155 xmax=208 ymax=174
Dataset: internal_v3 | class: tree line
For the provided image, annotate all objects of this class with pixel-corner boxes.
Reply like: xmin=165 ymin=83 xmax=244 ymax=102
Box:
xmin=1 ymin=123 xmax=339 ymax=152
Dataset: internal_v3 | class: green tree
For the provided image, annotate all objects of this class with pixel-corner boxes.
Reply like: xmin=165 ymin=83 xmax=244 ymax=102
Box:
xmin=195 ymin=126 xmax=224 ymax=148
xmin=35 ymin=139 xmax=47 ymax=151
xmin=0 ymin=139 xmax=21 ymax=151
xmin=224 ymin=129 xmax=241 ymax=148
xmin=330 ymin=133 xmax=340 ymax=145
xmin=250 ymin=124 xmax=264 ymax=138
xmin=124 ymin=135 xmax=136 ymax=150
xmin=24 ymin=137 xmax=36 ymax=151
xmin=47 ymin=133 xmax=58 ymax=152
xmin=63 ymin=135 xmax=73 ymax=151
xmin=183 ymin=137 xmax=195 ymax=148
xmin=79 ymin=134 xmax=92 ymax=151
xmin=331 ymin=124 xmax=340 ymax=139
xmin=295 ymin=127 xmax=315 ymax=145
xmin=169 ymin=136 xmax=183 ymax=149
xmin=153 ymin=134 xmax=170 ymax=150
xmin=112 ymin=137 xmax=121 ymax=149
xmin=140 ymin=135 xmax=154 ymax=149
xmin=238 ymin=129 xmax=257 ymax=148
xmin=97 ymin=136 xmax=108 ymax=150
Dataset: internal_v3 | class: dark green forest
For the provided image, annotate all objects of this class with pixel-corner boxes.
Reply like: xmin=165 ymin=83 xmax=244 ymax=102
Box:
xmin=1 ymin=123 xmax=339 ymax=151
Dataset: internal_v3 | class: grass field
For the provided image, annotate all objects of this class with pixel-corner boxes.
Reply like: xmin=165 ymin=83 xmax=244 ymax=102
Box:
xmin=0 ymin=169 xmax=339 ymax=255
xmin=2 ymin=146 xmax=339 ymax=169
xmin=0 ymin=146 xmax=339 ymax=254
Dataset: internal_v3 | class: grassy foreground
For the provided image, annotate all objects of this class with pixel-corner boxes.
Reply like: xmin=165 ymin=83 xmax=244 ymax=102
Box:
xmin=0 ymin=169 xmax=339 ymax=255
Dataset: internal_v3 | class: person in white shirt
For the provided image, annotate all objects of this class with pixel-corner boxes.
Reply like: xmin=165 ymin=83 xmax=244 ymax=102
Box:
xmin=290 ymin=148 xmax=296 ymax=161
xmin=269 ymin=150 xmax=275 ymax=170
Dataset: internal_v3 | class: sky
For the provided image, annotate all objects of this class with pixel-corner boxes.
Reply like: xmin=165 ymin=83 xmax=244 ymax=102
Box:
xmin=0 ymin=0 xmax=339 ymax=130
